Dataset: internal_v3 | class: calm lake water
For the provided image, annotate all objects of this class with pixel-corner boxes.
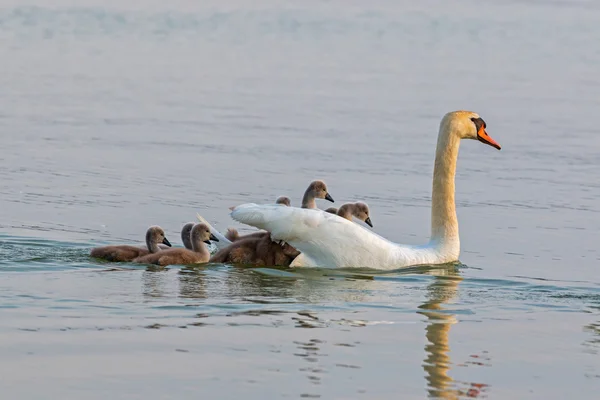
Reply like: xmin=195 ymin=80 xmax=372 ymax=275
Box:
xmin=1 ymin=0 xmax=599 ymax=398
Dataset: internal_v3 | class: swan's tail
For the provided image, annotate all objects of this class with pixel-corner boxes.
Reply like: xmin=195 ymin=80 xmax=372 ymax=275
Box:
xmin=195 ymin=213 xmax=232 ymax=249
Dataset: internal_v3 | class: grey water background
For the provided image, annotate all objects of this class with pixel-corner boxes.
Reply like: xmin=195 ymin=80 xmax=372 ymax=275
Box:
xmin=0 ymin=0 xmax=599 ymax=398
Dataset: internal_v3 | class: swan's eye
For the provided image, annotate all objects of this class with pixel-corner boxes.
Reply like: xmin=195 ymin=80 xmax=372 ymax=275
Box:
xmin=470 ymin=117 xmax=486 ymax=130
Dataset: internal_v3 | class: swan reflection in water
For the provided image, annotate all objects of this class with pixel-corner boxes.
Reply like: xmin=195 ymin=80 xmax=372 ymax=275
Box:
xmin=419 ymin=267 xmax=490 ymax=399
xmin=419 ymin=268 xmax=463 ymax=399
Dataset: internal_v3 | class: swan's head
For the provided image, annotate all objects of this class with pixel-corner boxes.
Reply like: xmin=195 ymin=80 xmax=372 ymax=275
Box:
xmin=147 ymin=226 xmax=171 ymax=247
xmin=275 ymin=196 xmax=291 ymax=206
xmin=308 ymin=180 xmax=334 ymax=202
xmin=442 ymin=111 xmax=501 ymax=150
xmin=192 ymin=223 xmax=219 ymax=245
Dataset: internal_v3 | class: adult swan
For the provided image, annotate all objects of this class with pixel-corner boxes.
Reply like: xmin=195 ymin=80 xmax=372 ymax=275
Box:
xmin=229 ymin=111 xmax=501 ymax=270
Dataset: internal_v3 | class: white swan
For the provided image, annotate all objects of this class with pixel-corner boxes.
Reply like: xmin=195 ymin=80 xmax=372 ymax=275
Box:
xmin=229 ymin=111 xmax=501 ymax=270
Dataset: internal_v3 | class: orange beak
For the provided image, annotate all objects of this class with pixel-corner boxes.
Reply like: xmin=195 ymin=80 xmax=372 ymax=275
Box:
xmin=477 ymin=126 xmax=501 ymax=150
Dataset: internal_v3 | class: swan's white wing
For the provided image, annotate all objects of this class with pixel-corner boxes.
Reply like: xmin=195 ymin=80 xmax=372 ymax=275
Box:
xmin=230 ymin=203 xmax=417 ymax=269
xmin=196 ymin=213 xmax=232 ymax=250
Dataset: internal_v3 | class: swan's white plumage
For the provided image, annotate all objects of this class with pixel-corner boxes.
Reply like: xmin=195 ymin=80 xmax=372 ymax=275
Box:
xmin=227 ymin=111 xmax=500 ymax=270
xmin=230 ymin=203 xmax=453 ymax=270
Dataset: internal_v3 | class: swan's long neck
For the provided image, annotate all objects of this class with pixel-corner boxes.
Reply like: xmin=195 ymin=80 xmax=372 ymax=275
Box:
xmin=430 ymin=127 xmax=460 ymax=251
xmin=301 ymin=189 xmax=316 ymax=209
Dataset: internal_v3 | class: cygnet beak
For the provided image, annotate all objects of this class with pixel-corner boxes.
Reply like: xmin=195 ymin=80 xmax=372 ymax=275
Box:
xmin=162 ymin=237 xmax=172 ymax=247
xmin=325 ymin=193 xmax=334 ymax=202
xmin=209 ymin=233 xmax=219 ymax=242
xmin=365 ymin=217 xmax=373 ymax=228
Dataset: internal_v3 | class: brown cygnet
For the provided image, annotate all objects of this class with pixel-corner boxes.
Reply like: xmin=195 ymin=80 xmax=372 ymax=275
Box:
xmin=90 ymin=226 xmax=171 ymax=262
xmin=209 ymin=234 xmax=300 ymax=267
xmin=301 ymin=180 xmax=334 ymax=209
xmin=133 ymin=223 xmax=218 ymax=266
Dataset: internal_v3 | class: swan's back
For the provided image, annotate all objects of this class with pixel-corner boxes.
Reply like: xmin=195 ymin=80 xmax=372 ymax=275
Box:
xmin=231 ymin=204 xmax=412 ymax=268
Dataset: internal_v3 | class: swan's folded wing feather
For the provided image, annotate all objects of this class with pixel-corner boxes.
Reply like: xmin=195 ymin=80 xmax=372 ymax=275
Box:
xmin=231 ymin=203 xmax=328 ymax=239
xmin=231 ymin=203 xmax=400 ymax=268
xmin=227 ymin=203 xmax=272 ymax=229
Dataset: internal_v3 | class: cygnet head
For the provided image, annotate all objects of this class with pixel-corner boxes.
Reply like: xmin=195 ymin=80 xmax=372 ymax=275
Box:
xmin=307 ymin=180 xmax=334 ymax=202
xmin=325 ymin=207 xmax=338 ymax=214
xmin=275 ymin=196 xmax=291 ymax=206
xmin=147 ymin=226 xmax=171 ymax=247
xmin=441 ymin=111 xmax=501 ymax=150
xmin=353 ymin=202 xmax=372 ymax=227
xmin=338 ymin=202 xmax=373 ymax=227
xmin=191 ymin=223 xmax=219 ymax=245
